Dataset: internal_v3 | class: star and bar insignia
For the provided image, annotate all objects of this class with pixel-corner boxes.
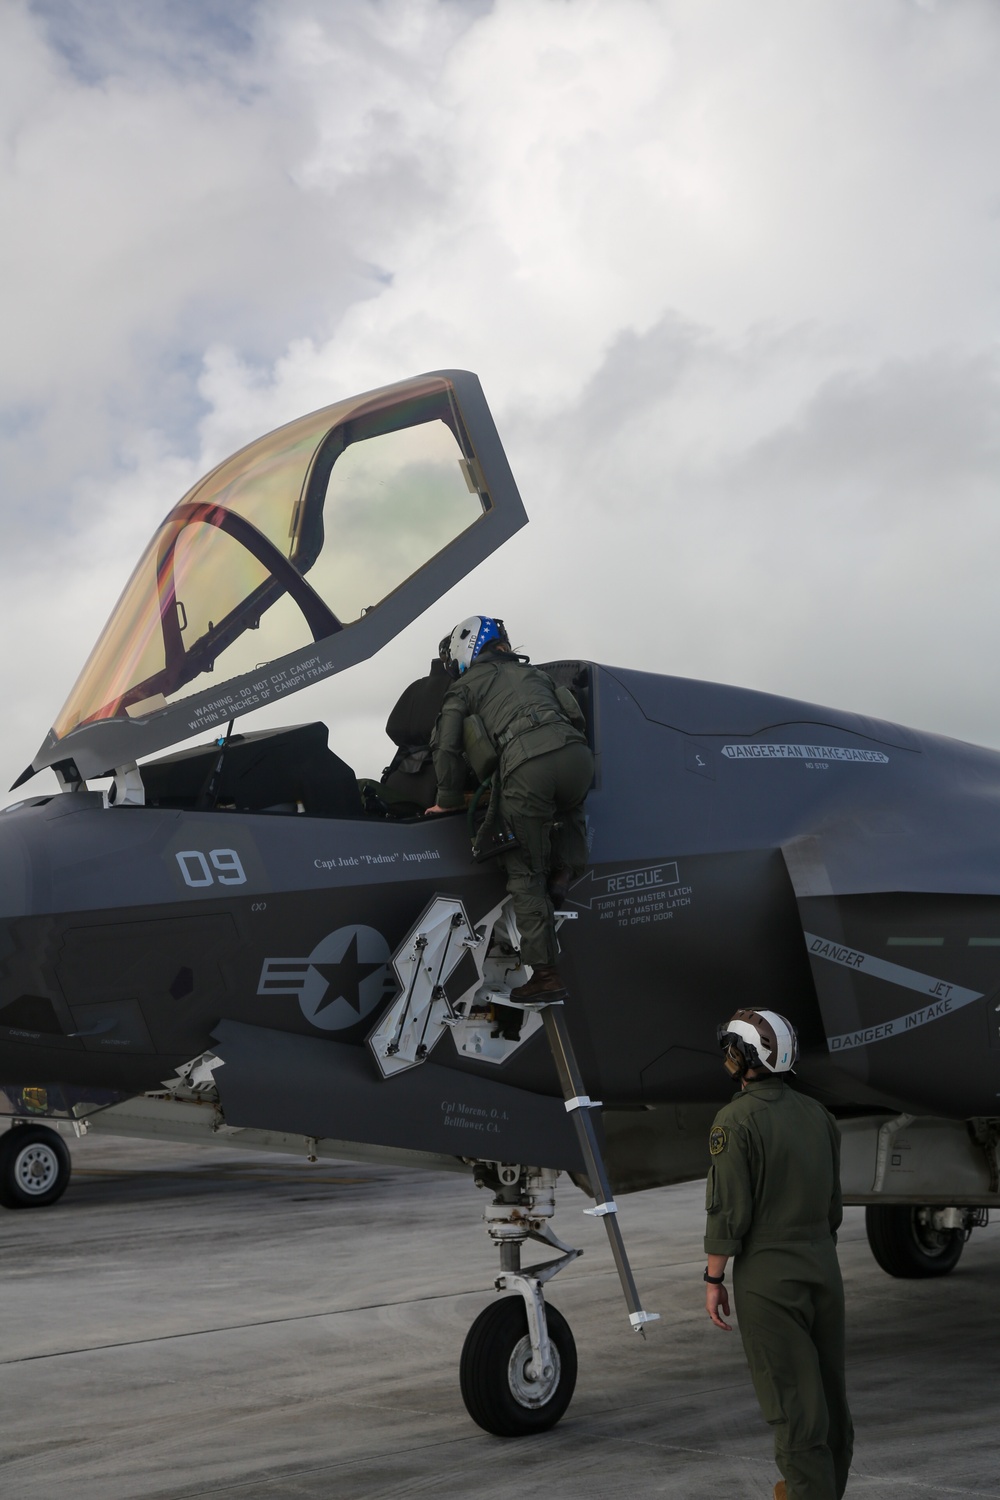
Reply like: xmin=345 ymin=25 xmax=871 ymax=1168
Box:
xmin=709 ymin=1126 xmax=727 ymax=1156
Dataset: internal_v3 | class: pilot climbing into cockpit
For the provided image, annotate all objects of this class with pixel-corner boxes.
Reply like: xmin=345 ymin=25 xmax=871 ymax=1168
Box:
xmin=426 ymin=617 xmax=593 ymax=1001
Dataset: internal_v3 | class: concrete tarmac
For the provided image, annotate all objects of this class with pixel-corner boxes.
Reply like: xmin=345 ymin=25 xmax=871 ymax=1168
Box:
xmin=1 ymin=1132 xmax=998 ymax=1500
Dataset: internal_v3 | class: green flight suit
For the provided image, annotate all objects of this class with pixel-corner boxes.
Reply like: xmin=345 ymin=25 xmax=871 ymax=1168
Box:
xmin=704 ymin=1078 xmax=853 ymax=1500
xmin=432 ymin=651 xmax=593 ymax=966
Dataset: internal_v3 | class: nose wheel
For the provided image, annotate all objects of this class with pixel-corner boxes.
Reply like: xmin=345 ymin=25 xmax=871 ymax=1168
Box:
xmin=460 ymin=1297 xmax=577 ymax=1436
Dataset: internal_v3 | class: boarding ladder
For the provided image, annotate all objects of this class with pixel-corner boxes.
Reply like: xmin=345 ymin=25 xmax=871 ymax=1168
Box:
xmin=369 ymin=893 xmax=658 ymax=1334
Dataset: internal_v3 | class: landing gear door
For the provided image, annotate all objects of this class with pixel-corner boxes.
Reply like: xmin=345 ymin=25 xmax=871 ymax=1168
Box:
xmin=29 ymin=371 xmax=527 ymax=781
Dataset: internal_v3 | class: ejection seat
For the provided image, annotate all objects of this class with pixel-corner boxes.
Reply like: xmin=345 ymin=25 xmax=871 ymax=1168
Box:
xmin=361 ymin=658 xmax=452 ymax=818
xmin=141 ymin=723 xmax=365 ymax=818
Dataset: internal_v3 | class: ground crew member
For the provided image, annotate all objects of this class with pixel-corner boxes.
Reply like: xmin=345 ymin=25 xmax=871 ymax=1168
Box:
xmin=704 ymin=1009 xmax=853 ymax=1500
xmin=425 ymin=616 xmax=592 ymax=1001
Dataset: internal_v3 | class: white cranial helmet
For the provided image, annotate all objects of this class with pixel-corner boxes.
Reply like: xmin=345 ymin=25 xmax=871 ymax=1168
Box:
xmin=718 ymin=1008 xmax=798 ymax=1075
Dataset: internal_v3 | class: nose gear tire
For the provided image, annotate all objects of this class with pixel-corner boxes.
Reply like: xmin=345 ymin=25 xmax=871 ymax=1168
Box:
xmin=865 ymin=1204 xmax=965 ymax=1277
xmin=0 ymin=1125 xmax=72 ymax=1209
xmin=460 ymin=1297 xmax=577 ymax=1436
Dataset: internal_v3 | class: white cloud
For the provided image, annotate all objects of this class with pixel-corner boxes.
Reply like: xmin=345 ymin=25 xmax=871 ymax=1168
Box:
xmin=4 ymin=0 xmax=1000 ymax=798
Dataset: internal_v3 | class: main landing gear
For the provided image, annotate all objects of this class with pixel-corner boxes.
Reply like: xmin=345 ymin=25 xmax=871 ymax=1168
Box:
xmin=0 ymin=1123 xmax=72 ymax=1209
xmin=866 ymin=1204 xmax=987 ymax=1278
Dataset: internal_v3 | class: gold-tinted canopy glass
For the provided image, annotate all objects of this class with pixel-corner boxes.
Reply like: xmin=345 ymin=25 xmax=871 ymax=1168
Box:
xmin=53 ymin=376 xmax=486 ymax=739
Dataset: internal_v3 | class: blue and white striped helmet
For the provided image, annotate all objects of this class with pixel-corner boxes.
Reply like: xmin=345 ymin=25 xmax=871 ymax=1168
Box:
xmin=443 ymin=616 xmax=509 ymax=677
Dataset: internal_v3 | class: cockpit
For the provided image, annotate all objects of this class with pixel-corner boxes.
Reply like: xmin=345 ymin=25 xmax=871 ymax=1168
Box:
xmin=131 ymin=658 xmax=592 ymax=824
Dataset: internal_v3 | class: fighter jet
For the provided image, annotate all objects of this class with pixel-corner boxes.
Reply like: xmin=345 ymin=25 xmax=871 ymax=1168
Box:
xmin=1 ymin=370 xmax=998 ymax=1435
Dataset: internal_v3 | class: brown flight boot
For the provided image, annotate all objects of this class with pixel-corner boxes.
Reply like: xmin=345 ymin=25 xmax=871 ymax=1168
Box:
xmin=508 ymin=965 xmax=567 ymax=1003
xmin=774 ymin=1483 xmax=787 ymax=1500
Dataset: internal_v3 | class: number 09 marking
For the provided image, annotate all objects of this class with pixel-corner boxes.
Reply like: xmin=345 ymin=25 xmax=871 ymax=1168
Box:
xmin=176 ymin=849 xmax=247 ymax=887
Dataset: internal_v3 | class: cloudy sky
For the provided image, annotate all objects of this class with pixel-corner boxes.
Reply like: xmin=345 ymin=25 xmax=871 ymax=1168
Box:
xmin=3 ymin=0 xmax=1000 ymax=797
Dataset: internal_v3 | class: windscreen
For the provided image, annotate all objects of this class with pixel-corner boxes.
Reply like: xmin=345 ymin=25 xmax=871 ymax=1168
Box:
xmin=52 ymin=377 xmax=486 ymax=738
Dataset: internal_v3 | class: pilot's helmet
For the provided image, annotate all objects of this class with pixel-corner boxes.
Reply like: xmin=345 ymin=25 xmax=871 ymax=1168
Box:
xmin=717 ymin=1008 xmax=798 ymax=1078
xmin=441 ymin=617 xmax=509 ymax=678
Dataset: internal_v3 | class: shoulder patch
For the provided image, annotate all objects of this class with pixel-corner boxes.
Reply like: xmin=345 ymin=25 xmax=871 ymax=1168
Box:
xmin=709 ymin=1126 xmax=727 ymax=1156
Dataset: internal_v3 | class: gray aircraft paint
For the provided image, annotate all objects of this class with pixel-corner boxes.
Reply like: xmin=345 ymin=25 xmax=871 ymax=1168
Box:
xmin=2 ymin=370 xmax=1000 ymax=1160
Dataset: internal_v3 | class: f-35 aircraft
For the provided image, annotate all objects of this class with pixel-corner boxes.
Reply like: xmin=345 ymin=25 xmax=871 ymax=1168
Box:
xmin=2 ymin=370 xmax=998 ymax=1435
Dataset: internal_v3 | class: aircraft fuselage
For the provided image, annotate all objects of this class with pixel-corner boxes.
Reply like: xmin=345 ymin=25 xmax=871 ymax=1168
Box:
xmin=3 ymin=661 xmax=1000 ymax=1129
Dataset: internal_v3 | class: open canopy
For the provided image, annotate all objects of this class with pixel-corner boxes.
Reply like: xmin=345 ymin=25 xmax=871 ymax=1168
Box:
xmin=27 ymin=370 xmax=527 ymax=783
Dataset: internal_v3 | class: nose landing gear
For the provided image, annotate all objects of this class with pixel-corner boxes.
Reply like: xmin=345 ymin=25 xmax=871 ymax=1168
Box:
xmin=461 ymin=1163 xmax=580 ymax=1436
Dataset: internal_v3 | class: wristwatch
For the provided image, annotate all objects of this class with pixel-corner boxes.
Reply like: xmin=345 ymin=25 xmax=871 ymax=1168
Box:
xmin=703 ymin=1267 xmax=725 ymax=1284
